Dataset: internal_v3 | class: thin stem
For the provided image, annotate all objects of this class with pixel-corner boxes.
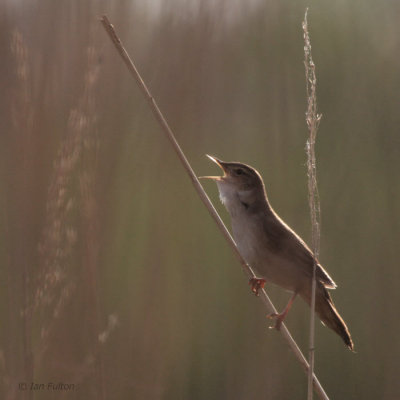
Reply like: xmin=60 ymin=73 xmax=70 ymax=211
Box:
xmin=100 ymin=15 xmax=328 ymax=400
xmin=303 ymin=9 xmax=323 ymax=400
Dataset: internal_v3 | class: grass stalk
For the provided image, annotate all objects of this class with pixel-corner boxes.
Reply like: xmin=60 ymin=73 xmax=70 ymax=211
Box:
xmin=36 ymin=41 xmax=105 ymax=398
xmin=100 ymin=15 xmax=328 ymax=400
xmin=303 ymin=9 xmax=323 ymax=400
xmin=11 ymin=30 xmax=35 ymax=400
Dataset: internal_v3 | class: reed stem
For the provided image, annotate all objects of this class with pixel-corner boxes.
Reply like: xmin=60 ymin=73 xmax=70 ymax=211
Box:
xmin=100 ymin=15 xmax=328 ymax=400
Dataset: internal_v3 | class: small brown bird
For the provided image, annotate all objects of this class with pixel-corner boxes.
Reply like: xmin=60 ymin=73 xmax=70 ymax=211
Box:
xmin=202 ymin=155 xmax=353 ymax=350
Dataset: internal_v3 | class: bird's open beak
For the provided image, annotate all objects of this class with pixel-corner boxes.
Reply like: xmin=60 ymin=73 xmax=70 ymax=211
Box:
xmin=198 ymin=155 xmax=226 ymax=180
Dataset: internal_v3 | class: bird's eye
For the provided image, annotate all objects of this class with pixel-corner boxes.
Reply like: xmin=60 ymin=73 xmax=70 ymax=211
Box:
xmin=235 ymin=168 xmax=244 ymax=176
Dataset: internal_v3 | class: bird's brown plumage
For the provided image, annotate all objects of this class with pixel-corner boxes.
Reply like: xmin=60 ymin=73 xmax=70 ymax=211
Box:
xmin=204 ymin=156 xmax=354 ymax=350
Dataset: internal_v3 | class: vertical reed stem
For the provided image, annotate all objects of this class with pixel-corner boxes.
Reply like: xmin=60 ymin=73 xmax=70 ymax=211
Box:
xmin=303 ymin=9 xmax=323 ymax=400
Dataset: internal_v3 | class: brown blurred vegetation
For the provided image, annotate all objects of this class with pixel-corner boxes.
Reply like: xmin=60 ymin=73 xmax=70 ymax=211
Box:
xmin=1 ymin=1 xmax=400 ymax=399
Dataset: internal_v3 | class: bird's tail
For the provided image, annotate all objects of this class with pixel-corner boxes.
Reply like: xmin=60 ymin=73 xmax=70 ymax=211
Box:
xmin=302 ymin=285 xmax=354 ymax=351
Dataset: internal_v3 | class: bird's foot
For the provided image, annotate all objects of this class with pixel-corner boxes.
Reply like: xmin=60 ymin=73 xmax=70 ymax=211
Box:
xmin=249 ymin=278 xmax=266 ymax=296
xmin=266 ymin=292 xmax=297 ymax=331
xmin=266 ymin=313 xmax=285 ymax=331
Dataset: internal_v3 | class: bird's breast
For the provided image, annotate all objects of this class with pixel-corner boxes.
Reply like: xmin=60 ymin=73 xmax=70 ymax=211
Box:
xmin=231 ymin=213 xmax=262 ymax=267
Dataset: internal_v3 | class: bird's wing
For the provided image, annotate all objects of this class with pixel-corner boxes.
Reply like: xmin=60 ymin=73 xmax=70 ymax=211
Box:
xmin=263 ymin=211 xmax=337 ymax=289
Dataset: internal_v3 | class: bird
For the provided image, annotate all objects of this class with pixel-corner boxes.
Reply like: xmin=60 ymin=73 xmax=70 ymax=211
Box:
xmin=201 ymin=155 xmax=353 ymax=350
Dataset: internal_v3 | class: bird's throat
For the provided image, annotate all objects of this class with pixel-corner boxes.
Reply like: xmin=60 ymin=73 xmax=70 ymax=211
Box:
xmin=216 ymin=180 xmax=253 ymax=217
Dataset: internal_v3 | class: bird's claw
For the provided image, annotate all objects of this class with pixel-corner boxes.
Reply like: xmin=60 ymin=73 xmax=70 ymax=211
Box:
xmin=267 ymin=313 xmax=284 ymax=331
xmin=249 ymin=278 xmax=266 ymax=296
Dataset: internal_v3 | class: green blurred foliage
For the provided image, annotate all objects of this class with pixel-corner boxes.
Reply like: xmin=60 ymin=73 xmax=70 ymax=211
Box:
xmin=1 ymin=0 xmax=400 ymax=399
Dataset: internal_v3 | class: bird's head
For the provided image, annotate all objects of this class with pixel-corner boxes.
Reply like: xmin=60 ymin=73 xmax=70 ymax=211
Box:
xmin=201 ymin=155 xmax=263 ymax=189
xmin=200 ymin=155 xmax=267 ymax=212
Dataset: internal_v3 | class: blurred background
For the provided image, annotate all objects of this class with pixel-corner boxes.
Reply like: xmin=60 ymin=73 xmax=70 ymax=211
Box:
xmin=1 ymin=0 xmax=400 ymax=399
